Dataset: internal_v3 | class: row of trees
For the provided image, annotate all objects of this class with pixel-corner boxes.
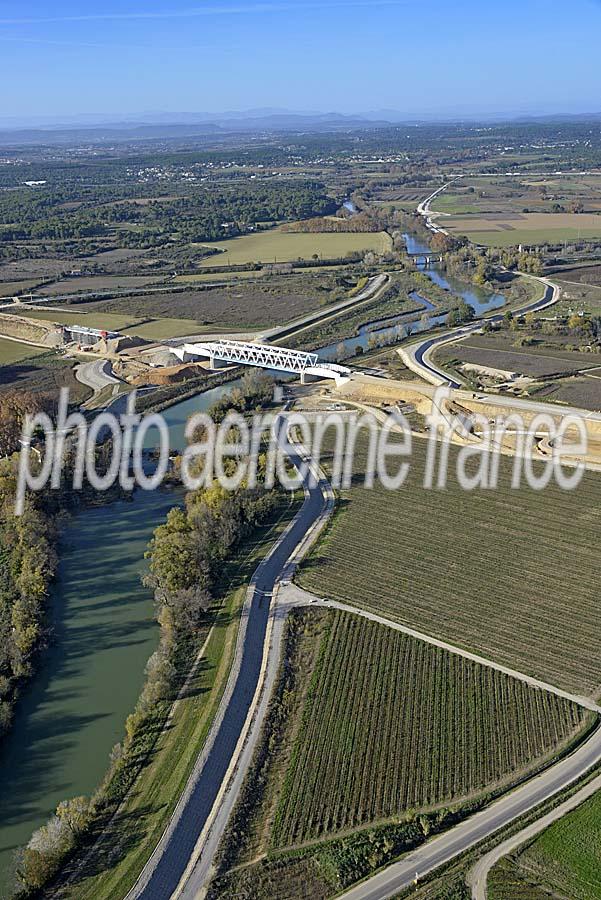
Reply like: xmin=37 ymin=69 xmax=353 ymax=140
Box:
xmin=14 ymin=378 xmax=281 ymax=893
xmin=0 ymin=395 xmax=58 ymax=741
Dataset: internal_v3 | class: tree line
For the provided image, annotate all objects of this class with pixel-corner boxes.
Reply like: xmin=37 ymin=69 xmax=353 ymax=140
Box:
xmin=13 ymin=376 xmax=281 ymax=894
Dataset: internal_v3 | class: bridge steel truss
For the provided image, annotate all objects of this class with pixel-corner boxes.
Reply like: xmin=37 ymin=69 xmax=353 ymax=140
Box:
xmin=175 ymin=338 xmax=350 ymax=383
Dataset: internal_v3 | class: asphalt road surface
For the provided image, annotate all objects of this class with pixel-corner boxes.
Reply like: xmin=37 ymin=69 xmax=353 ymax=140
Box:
xmin=338 ymin=720 xmax=601 ymax=900
xmin=133 ymin=419 xmax=328 ymax=900
xmin=409 ymin=282 xmax=558 ymax=388
xmin=76 ymin=358 xmax=120 ymax=393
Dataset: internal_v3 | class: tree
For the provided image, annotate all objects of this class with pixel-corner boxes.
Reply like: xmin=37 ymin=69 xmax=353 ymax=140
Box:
xmin=447 ymin=302 xmax=475 ymax=327
xmin=55 ymin=796 xmax=90 ymax=836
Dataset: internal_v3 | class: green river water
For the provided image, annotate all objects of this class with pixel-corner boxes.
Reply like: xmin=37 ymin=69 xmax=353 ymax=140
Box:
xmin=0 ymin=383 xmax=239 ymax=896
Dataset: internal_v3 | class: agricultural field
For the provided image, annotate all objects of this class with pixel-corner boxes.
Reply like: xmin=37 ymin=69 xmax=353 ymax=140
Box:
xmin=196 ymin=228 xmax=392 ymax=267
xmin=72 ymin=272 xmax=362 ymax=330
xmin=209 ymin=609 xmax=591 ymax=900
xmin=298 ymin=434 xmax=601 ymax=697
xmin=443 ymin=212 xmax=601 ymax=247
xmin=431 ymin=175 xmax=601 ymax=246
xmin=488 ymin=788 xmax=601 ymax=900
xmin=273 ymin=611 xmax=587 ymax=846
xmin=0 ymin=279 xmax=45 ymax=297
xmin=435 ymin=332 xmax=601 ymax=378
xmin=0 ymin=336 xmax=47 ymax=366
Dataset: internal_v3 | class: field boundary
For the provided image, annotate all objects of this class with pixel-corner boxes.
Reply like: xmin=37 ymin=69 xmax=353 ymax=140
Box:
xmin=282 ymin=585 xmax=601 ymax=714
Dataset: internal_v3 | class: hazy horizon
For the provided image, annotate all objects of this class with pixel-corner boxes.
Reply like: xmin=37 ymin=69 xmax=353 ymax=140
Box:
xmin=2 ymin=0 xmax=600 ymax=122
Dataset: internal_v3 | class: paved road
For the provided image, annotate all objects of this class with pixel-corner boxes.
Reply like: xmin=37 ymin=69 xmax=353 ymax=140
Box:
xmin=130 ymin=419 xmax=331 ymax=900
xmin=337 ymin=720 xmax=601 ymax=900
xmin=468 ymin=771 xmax=601 ymax=900
xmin=75 ymin=358 xmax=120 ymax=393
xmin=402 ymin=277 xmax=562 ymax=388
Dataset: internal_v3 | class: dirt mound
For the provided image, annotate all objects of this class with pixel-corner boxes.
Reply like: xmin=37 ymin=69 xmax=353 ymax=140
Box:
xmin=0 ymin=312 xmax=61 ymax=346
xmin=131 ymin=363 xmax=202 ymax=386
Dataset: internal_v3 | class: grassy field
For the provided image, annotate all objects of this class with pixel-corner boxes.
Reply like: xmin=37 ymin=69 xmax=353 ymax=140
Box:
xmin=196 ymin=229 xmax=392 ymax=267
xmin=8 ymin=308 xmax=201 ymax=340
xmin=299 ymin=434 xmax=601 ymax=697
xmin=55 ymin=498 xmax=300 ymax=900
xmin=443 ymin=213 xmax=601 ymax=247
xmin=0 ymin=350 xmax=92 ymax=402
xmin=488 ymin=788 xmax=601 ymax=899
xmin=41 ymin=275 xmax=163 ymax=295
xmin=553 ymin=279 xmax=601 ymax=317
xmin=0 ymin=279 xmax=45 ymax=296
xmin=76 ymin=272 xmax=360 ymax=331
xmin=0 ymin=337 xmax=47 ymax=365
xmin=529 ymin=376 xmax=601 ymax=411
xmin=209 ymin=609 xmax=591 ymax=900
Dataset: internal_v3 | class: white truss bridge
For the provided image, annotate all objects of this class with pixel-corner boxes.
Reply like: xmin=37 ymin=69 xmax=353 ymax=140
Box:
xmin=171 ymin=338 xmax=351 ymax=383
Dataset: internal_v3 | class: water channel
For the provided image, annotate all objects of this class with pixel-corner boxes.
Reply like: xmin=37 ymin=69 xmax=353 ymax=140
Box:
xmin=0 ymin=381 xmax=241 ymax=895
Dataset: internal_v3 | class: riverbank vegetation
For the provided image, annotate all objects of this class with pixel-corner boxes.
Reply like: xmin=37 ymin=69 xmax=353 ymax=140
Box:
xmin=0 ymin=455 xmax=57 ymax=739
xmin=12 ymin=377 xmax=284 ymax=897
xmin=208 ymin=608 xmax=591 ymax=900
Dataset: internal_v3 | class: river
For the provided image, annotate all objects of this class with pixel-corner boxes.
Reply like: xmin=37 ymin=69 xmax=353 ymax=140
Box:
xmin=0 ymin=380 xmax=241 ymax=896
xmin=316 ymin=233 xmax=505 ymax=361
xmin=0 ymin=244 xmax=505 ymax=890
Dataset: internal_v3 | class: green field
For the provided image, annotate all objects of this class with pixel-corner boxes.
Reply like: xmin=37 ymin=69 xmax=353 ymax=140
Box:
xmin=299 ymin=434 xmax=601 ymax=697
xmin=209 ymin=609 xmax=590 ymax=900
xmin=448 ymin=225 xmax=601 ymax=248
xmin=273 ymin=611 xmax=587 ymax=846
xmin=0 ymin=337 xmax=47 ymax=365
xmin=197 ymin=229 xmax=392 ymax=267
xmin=489 ymin=787 xmax=601 ymax=899
xmin=7 ymin=308 xmax=201 ymax=341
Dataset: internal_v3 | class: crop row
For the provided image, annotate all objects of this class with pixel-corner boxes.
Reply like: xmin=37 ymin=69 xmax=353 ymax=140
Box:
xmin=299 ymin=433 xmax=601 ymax=696
xmin=272 ymin=611 xmax=588 ymax=847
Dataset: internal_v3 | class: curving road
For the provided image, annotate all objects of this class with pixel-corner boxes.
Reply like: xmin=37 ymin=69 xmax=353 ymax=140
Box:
xmin=76 ymin=358 xmax=120 ymax=394
xmin=337 ymin=719 xmax=601 ymax=900
xmin=468 ymin=771 xmax=601 ymax=900
xmin=401 ymin=277 xmax=561 ymax=387
xmin=129 ymin=418 xmax=332 ymax=900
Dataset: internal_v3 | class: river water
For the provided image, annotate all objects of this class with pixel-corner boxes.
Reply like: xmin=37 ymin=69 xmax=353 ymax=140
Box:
xmin=316 ymin=232 xmax=505 ymax=361
xmin=0 ymin=240 xmax=505 ymax=891
xmin=0 ymin=380 xmax=241 ymax=896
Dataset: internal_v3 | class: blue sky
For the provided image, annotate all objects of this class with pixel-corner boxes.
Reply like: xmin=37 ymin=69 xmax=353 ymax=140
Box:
xmin=1 ymin=0 xmax=600 ymax=122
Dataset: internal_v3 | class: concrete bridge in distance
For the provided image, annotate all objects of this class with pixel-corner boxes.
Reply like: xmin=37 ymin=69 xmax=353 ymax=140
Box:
xmin=171 ymin=338 xmax=352 ymax=384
